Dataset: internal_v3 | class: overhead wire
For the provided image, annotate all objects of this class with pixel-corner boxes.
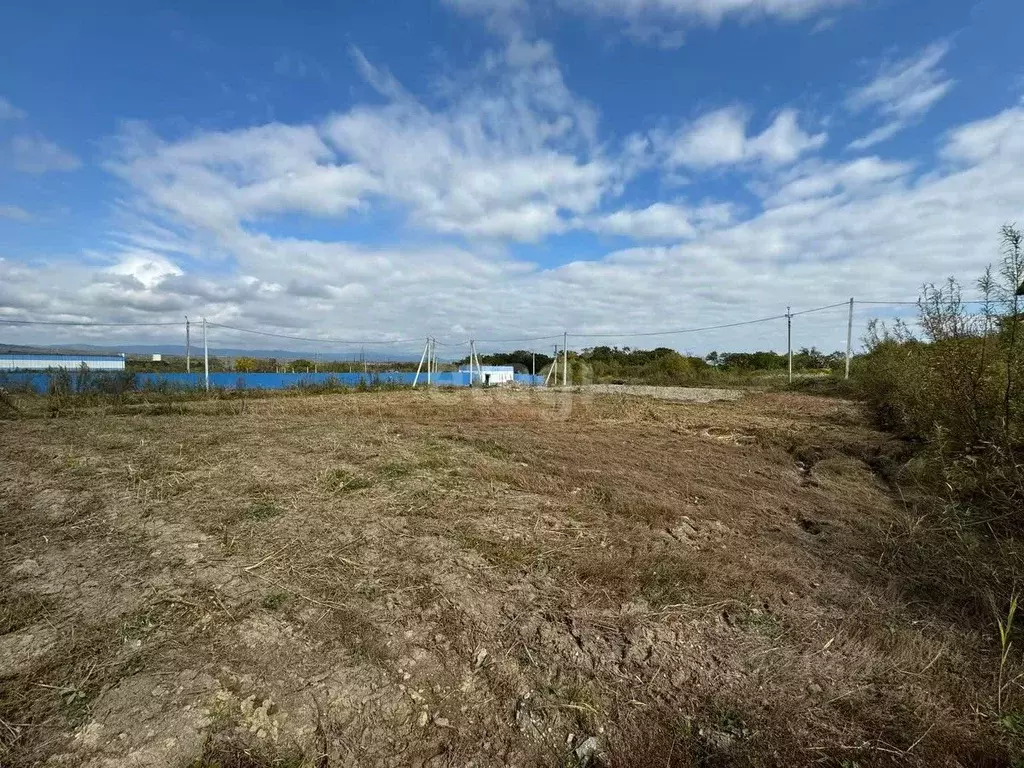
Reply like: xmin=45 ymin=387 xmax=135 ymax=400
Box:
xmin=572 ymin=312 xmax=791 ymax=339
xmin=789 ymin=301 xmax=850 ymax=316
xmin=0 ymin=318 xmax=180 ymax=327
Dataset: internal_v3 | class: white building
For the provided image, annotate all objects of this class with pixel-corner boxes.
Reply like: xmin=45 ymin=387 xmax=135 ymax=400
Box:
xmin=0 ymin=352 xmax=126 ymax=371
xmin=461 ymin=364 xmax=516 ymax=385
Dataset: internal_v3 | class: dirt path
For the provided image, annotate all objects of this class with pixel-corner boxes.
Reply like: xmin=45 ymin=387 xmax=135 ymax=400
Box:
xmin=0 ymin=389 xmax=1008 ymax=766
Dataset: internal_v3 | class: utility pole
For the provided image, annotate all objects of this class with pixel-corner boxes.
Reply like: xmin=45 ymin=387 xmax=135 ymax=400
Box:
xmin=427 ymin=338 xmax=433 ymax=386
xmin=202 ymin=317 xmax=209 ymax=391
xmin=412 ymin=338 xmax=429 ymax=388
xmin=185 ymin=316 xmax=191 ymax=373
xmin=845 ymin=297 xmax=854 ymax=380
xmin=562 ymin=332 xmax=568 ymax=387
xmin=786 ymin=307 xmax=793 ymax=385
xmin=532 ymin=351 xmax=536 ymax=382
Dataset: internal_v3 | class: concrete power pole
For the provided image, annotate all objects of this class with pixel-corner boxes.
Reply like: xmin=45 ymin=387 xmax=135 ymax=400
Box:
xmin=202 ymin=317 xmax=209 ymax=391
xmin=562 ymin=332 xmax=568 ymax=387
xmin=786 ymin=307 xmax=793 ymax=385
xmin=412 ymin=338 xmax=429 ymax=388
xmin=845 ymin=297 xmax=854 ymax=380
xmin=185 ymin=316 xmax=191 ymax=374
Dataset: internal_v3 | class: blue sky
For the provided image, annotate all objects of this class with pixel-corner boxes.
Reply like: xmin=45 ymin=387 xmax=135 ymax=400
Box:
xmin=2 ymin=0 xmax=1024 ymax=355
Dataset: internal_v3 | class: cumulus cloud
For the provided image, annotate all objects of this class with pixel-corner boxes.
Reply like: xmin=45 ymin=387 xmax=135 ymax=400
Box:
xmin=940 ymin=107 xmax=1024 ymax=164
xmin=107 ymin=39 xmax=612 ymax=245
xmin=110 ymin=122 xmax=377 ymax=236
xmin=654 ymin=107 xmax=826 ymax=169
xmin=846 ymin=41 xmax=954 ymax=150
xmin=323 ymin=41 xmax=611 ymax=241
xmin=760 ymin=156 xmax=912 ymax=207
xmin=10 ymin=134 xmax=81 ymax=173
xmin=590 ymin=201 xmax=735 ymax=239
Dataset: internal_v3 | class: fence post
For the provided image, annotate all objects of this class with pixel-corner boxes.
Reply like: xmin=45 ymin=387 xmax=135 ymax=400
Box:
xmin=845 ymin=297 xmax=854 ymax=380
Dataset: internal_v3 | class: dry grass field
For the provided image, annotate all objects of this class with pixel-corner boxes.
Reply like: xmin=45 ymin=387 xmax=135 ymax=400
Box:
xmin=0 ymin=388 xmax=1017 ymax=766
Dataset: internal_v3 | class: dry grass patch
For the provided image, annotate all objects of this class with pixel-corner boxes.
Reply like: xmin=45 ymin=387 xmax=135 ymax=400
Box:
xmin=0 ymin=388 xmax=1020 ymax=765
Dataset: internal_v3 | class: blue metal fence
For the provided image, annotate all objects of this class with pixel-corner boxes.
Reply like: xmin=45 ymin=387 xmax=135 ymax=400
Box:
xmin=0 ymin=370 xmax=546 ymax=394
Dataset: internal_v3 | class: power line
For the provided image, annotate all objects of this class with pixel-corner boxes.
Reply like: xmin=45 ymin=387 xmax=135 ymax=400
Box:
xmin=573 ymin=312 xmax=790 ymax=339
xmin=790 ymin=301 xmax=850 ymax=316
xmin=474 ymin=334 xmax=565 ymax=344
xmin=1 ymin=294 xmax=1017 ymax=348
xmin=0 ymin=318 xmax=180 ymax=327
xmin=856 ymin=298 xmax=1015 ymax=306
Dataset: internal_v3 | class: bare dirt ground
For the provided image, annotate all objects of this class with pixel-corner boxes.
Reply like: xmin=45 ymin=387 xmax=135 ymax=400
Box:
xmin=0 ymin=389 xmax=1014 ymax=766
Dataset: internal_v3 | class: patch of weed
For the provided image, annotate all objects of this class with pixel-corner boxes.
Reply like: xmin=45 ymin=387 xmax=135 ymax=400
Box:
xmin=189 ymin=731 xmax=306 ymax=768
xmin=734 ymin=608 xmax=783 ymax=637
xmin=261 ymin=591 xmax=289 ymax=611
xmin=454 ymin=526 xmax=544 ymax=571
xmin=638 ymin=559 xmax=701 ymax=608
xmin=0 ymin=591 xmax=52 ymax=635
xmin=121 ymin=609 xmax=159 ymax=642
xmin=320 ymin=468 xmax=374 ymax=493
xmin=377 ymin=461 xmax=413 ymax=481
xmin=247 ymin=502 xmax=282 ymax=521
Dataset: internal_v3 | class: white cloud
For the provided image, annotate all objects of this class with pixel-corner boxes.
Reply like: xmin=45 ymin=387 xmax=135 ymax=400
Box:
xmin=761 ymin=156 xmax=912 ymax=206
xmin=107 ymin=39 xmax=612 ymax=245
xmin=446 ymin=0 xmax=858 ymax=47
xmin=558 ymin=0 xmax=857 ymax=27
xmin=10 ymin=134 xmax=81 ymax=173
xmin=940 ymin=107 xmax=1024 ymax=164
xmin=0 ymin=204 xmax=32 ymax=221
xmin=106 ymin=253 xmax=184 ymax=289
xmin=110 ymin=122 xmax=378 ymax=235
xmin=591 ymin=201 xmax=734 ymax=239
xmin=656 ymin=107 xmax=825 ymax=169
xmin=322 ymin=39 xmax=612 ymax=241
xmin=846 ymin=41 xmax=954 ymax=150
xmin=0 ymin=96 xmax=25 ymax=121
xmin=846 ymin=121 xmax=902 ymax=152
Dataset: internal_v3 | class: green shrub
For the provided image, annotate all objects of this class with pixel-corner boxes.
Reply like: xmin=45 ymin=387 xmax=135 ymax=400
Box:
xmin=856 ymin=226 xmax=1024 ymax=517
